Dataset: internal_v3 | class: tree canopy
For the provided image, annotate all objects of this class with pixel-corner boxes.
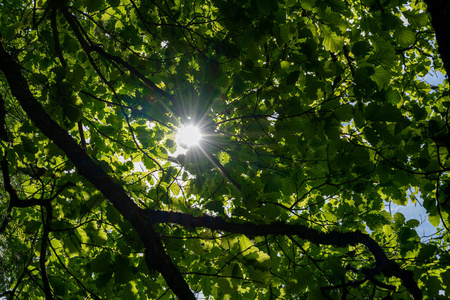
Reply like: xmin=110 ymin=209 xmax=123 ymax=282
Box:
xmin=1 ymin=0 xmax=450 ymax=299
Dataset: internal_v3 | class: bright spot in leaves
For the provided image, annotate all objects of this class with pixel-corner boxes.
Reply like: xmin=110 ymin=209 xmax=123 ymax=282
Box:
xmin=176 ymin=125 xmax=202 ymax=148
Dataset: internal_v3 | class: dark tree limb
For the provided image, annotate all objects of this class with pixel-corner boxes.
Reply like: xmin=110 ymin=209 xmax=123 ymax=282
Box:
xmin=0 ymin=291 xmax=13 ymax=298
xmin=146 ymin=209 xmax=423 ymax=300
xmin=425 ymin=0 xmax=450 ymax=78
xmin=0 ymin=41 xmax=196 ymax=300
xmin=201 ymin=145 xmax=242 ymax=190
xmin=50 ymin=3 xmax=66 ymax=68
xmin=78 ymin=120 xmax=87 ymax=150
xmin=0 ymin=157 xmax=16 ymax=234
xmin=39 ymin=202 xmax=53 ymax=299
xmin=0 ymin=93 xmax=10 ymax=142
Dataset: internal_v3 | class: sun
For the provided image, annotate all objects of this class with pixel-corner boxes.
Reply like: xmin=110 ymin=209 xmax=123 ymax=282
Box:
xmin=176 ymin=125 xmax=202 ymax=148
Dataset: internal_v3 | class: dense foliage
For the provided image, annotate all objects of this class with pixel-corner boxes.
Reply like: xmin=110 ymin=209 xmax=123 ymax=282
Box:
xmin=1 ymin=0 xmax=449 ymax=299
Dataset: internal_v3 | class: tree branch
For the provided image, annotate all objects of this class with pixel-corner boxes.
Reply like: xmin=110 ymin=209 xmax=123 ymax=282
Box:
xmin=146 ymin=209 xmax=423 ymax=300
xmin=201 ymin=145 xmax=242 ymax=190
xmin=40 ymin=203 xmax=53 ymax=299
xmin=0 ymin=93 xmax=10 ymax=142
xmin=50 ymin=3 xmax=66 ymax=68
xmin=425 ymin=0 xmax=450 ymax=76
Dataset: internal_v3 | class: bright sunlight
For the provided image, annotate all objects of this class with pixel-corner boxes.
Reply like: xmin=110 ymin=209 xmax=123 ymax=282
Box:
xmin=176 ymin=125 xmax=202 ymax=148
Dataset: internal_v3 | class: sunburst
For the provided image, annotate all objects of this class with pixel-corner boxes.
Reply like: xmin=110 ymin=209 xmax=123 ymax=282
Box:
xmin=176 ymin=125 xmax=202 ymax=149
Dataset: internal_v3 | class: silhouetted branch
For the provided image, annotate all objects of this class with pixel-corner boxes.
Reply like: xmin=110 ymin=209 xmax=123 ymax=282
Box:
xmin=40 ymin=203 xmax=53 ymax=299
xmin=146 ymin=209 xmax=422 ymax=300
xmin=50 ymin=4 xmax=66 ymax=67
xmin=425 ymin=0 xmax=450 ymax=76
xmin=0 ymin=93 xmax=9 ymax=142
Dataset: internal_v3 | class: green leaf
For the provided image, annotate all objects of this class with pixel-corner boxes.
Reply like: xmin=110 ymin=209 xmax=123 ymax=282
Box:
xmin=63 ymin=235 xmax=81 ymax=258
xmin=352 ymin=41 xmax=372 ymax=58
xmin=424 ymin=276 xmax=443 ymax=297
xmin=248 ymin=267 xmax=271 ymax=285
xmin=95 ymin=270 xmax=113 ymax=289
xmin=280 ymin=61 xmax=291 ymax=69
xmin=286 ymin=269 xmax=312 ymax=293
xmin=417 ymin=244 xmax=437 ymax=261
xmin=405 ymin=219 xmax=420 ymax=228
xmin=367 ymin=44 xmax=396 ymax=68
xmin=299 ymin=0 xmax=315 ymax=10
xmin=353 ymin=109 xmax=365 ymax=128
xmin=85 ymin=0 xmax=106 ymax=12
xmin=322 ymin=25 xmax=344 ymax=52
xmin=394 ymin=25 xmax=416 ymax=47
xmin=334 ymin=104 xmax=354 ymax=120
xmin=286 ymin=70 xmax=300 ymax=85
xmin=393 ymin=212 xmax=405 ymax=225
xmin=428 ymin=214 xmax=441 ymax=227
xmin=405 ymin=10 xmax=428 ymax=28
xmin=49 ymin=277 xmax=67 ymax=297
xmin=91 ymin=252 xmax=112 ymax=272
xmin=260 ymin=203 xmax=280 ymax=220
xmin=217 ymin=278 xmax=235 ymax=294
xmin=114 ymin=254 xmax=133 ymax=285
xmin=253 ymin=251 xmax=272 ymax=271
xmin=412 ymin=103 xmax=427 ymax=120
xmin=370 ymin=67 xmax=390 ymax=89
xmin=363 ymin=127 xmax=379 ymax=145
xmin=107 ymin=0 xmax=120 ymax=7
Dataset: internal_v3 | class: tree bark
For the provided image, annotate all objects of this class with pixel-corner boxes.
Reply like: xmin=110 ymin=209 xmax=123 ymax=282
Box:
xmin=425 ymin=0 xmax=450 ymax=77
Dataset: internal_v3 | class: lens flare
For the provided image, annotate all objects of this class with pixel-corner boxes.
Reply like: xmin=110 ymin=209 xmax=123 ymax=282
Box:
xmin=176 ymin=125 xmax=202 ymax=148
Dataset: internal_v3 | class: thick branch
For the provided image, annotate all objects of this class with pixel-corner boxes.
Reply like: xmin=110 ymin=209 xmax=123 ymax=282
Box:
xmin=147 ymin=209 xmax=422 ymax=300
xmin=1 ymin=156 xmax=19 ymax=211
xmin=0 ymin=41 xmax=195 ymax=300
xmin=425 ymin=0 xmax=450 ymax=77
